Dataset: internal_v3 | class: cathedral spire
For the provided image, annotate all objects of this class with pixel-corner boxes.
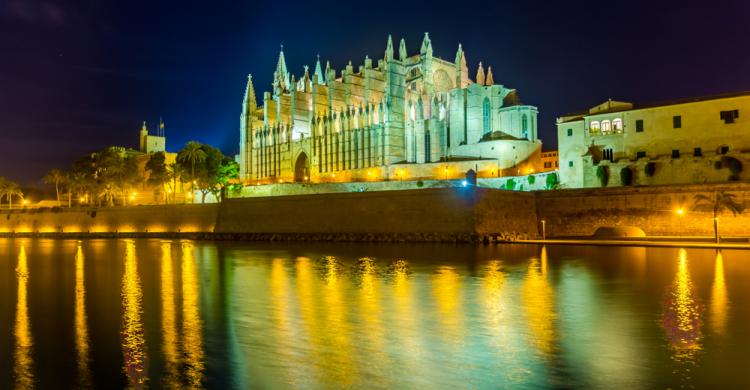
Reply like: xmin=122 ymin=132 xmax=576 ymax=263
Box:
xmin=455 ymin=43 xmax=465 ymax=66
xmin=476 ymin=62 xmax=485 ymax=85
xmin=243 ymin=74 xmax=257 ymax=113
xmin=420 ymin=32 xmax=432 ymax=57
xmin=385 ymin=35 xmax=394 ymax=61
xmin=485 ymin=66 xmax=494 ymax=86
xmin=399 ymin=38 xmax=407 ymax=61
xmin=314 ymin=54 xmax=325 ymax=84
xmin=274 ymin=45 xmax=289 ymax=90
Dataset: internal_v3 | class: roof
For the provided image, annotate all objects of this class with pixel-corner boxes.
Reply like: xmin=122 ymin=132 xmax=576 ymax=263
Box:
xmin=557 ymin=90 xmax=750 ymax=124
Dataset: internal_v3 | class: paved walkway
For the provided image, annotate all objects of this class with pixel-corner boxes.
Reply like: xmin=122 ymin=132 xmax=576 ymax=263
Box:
xmin=516 ymin=239 xmax=750 ymax=250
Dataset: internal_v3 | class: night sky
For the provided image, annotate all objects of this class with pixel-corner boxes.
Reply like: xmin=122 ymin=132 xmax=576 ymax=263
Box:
xmin=2 ymin=0 xmax=749 ymax=185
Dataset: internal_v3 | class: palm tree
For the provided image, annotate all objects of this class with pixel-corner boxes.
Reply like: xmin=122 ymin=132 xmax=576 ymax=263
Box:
xmin=67 ymin=171 xmax=89 ymax=207
xmin=693 ymin=191 xmax=745 ymax=243
xmin=43 ymin=169 xmax=65 ymax=205
xmin=2 ymin=181 xmax=23 ymax=209
xmin=177 ymin=141 xmax=206 ymax=194
xmin=166 ymin=162 xmax=184 ymax=203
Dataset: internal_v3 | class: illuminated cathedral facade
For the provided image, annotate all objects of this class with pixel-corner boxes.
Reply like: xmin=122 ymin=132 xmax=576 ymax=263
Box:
xmin=239 ymin=33 xmax=542 ymax=183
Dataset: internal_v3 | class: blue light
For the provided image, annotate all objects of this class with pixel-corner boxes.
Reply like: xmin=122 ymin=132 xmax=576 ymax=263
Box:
xmin=462 ymin=180 xmax=468 ymax=187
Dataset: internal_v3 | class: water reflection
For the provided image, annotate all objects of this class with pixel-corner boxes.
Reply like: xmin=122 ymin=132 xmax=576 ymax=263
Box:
xmin=522 ymin=246 xmax=556 ymax=357
xmin=75 ymin=243 xmax=92 ymax=387
xmin=121 ymin=240 xmax=148 ymax=387
xmin=160 ymin=241 xmax=179 ymax=386
xmin=354 ymin=258 xmax=387 ymax=369
xmin=432 ymin=266 xmax=463 ymax=346
xmin=710 ymin=251 xmax=728 ymax=336
xmin=319 ymin=256 xmax=356 ymax=386
xmin=662 ymin=249 xmax=703 ymax=363
xmin=181 ymin=241 xmax=205 ymax=387
xmin=14 ymin=243 xmax=34 ymax=388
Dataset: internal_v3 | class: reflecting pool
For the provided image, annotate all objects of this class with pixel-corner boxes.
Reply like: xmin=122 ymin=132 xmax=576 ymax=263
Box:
xmin=0 ymin=239 xmax=748 ymax=388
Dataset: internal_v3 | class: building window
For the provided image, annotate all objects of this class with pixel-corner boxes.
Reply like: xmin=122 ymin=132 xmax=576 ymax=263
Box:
xmin=601 ymin=120 xmax=611 ymax=134
xmin=673 ymin=115 xmax=682 ymax=128
xmin=603 ymin=148 xmax=614 ymax=161
xmin=672 ymin=149 xmax=680 ymax=159
xmin=612 ymin=118 xmax=623 ymax=132
xmin=720 ymin=145 xmax=729 ymax=154
xmin=482 ymin=97 xmax=491 ymax=134
xmin=694 ymin=147 xmax=702 ymax=157
xmin=590 ymin=121 xmax=600 ymax=133
xmin=522 ymin=114 xmax=529 ymax=139
xmin=720 ymin=109 xmax=739 ymax=124
xmin=568 ymin=161 xmax=574 ymax=167
xmin=636 ymin=151 xmax=646 ymax=159
xmin=635 ymin=119 xmax=644 ymax=132
xmin=544 ymin=162 xmax=551 ymax=168
xmin=567 ymin=128 xmax=573 ymax=136
xmin=555 ymin=161 xmax=559 ymax=167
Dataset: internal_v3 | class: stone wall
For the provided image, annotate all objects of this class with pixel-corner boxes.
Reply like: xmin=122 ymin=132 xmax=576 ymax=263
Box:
xmin=536 ymin=183 xmax=750 ymax=237
xmin=217 ymin=187 xmax=539 ymax=241
xmin=0 ymin=204 xmax=219 ymax=234
xmin=3 ymin=183 xmax=749 ymax=241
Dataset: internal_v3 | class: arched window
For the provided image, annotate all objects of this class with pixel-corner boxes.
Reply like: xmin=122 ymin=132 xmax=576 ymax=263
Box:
xmin=409 ymin=101 xmax=416 ymax=121
xmin=522 ymin=114 xmax=528 ymax=138
xmin=601 ymin=120 xmax=611 ymax=133
xmin=590 ymin=121 xmax=600 ymax=133
xmin=612 ymin=118 xmax=623 ymax=132
xmin=482 ymin=97 xmax=491 ymax=134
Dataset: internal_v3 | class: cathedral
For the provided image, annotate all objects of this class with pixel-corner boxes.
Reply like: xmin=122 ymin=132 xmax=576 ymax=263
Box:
xmin=239 ymin=33 xmax=542 ymax=184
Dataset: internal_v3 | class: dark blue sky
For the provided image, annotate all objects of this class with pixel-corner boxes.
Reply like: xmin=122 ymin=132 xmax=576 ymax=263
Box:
xmin=2 ymin=0 xmax=749 ymax=184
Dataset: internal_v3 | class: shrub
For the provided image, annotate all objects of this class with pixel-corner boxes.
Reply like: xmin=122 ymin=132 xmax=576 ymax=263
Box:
xmin=645 ymin=162 xmax=656 ymax=177
xmin=596 ymin=165 xmax=609 ymax=187
xmin=545 ymin=173 xmax=558 ymax=189
xmin=505 ymin=178 xmax=516 ymax=190
xmin=527 ymin=175 xmax=536 ymax=185
xmin=715 ymin=156 xmax=744 ymax=180
xmin=620 ymin=166 xmax=634 ymax=186
xmin=416 ymin=180 xmax=424 ymax=188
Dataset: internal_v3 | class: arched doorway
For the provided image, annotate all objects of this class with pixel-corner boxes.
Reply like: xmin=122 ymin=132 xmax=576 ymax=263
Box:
xmin=294 ymin=152 xmax=310 ymax=182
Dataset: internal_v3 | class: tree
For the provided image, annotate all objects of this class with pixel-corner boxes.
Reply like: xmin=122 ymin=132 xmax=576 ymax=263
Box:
xmin=596 ymin=165 xmax=609 ymax=187
xmin=146 ymin=152 xmax=170 ymax=203
xmin=0 ymin=179 xmax=23 ymax=209
xmin=545 ymin=172 xmax=558 ymax=190
xmin=177 ymin=141 xmax=207 ymax=194
xmin=693 ymin=191 xmax=744 ymax=243
xmin=66 ymin=171 xmax=89 ymax=207
xmin=167 ymin=162 xmax=185 ymax=203
xmin=43 ymin=169 xmax=65 ymax=204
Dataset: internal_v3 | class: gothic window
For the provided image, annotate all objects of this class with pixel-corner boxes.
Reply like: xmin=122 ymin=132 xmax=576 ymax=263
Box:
xmin=612 ymin=118 xmax=623 ymax=132
xmin=522 ymin=114 xmax=529 ymax=138
xmin=410 ymin=101 xmax=416 ymax=122
xmin=601 ymin=120 xmax=611 ymax=133
xmin=482 ymin=97 xmax=491 ymax=134
xmin=425 ymin=131 xmax=431 ymax=163
xmin=590 ymin=121 xmax=600 ymax=133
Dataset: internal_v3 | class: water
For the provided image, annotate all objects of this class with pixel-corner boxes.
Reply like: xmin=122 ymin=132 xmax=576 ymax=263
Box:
xmin=0 ymin=239 xmax=748 ymax=389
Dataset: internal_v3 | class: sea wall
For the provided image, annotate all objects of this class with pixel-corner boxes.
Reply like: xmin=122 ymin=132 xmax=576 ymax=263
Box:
xmin=2 ymin=183 xmax=749 ymax=241
xmin=216 ymin=187 xmax=538 ymax=241
xmin=537 ymin=183 xmax=750 ymax=237
xmin=0 ymin=204 xmax=219 ymax=234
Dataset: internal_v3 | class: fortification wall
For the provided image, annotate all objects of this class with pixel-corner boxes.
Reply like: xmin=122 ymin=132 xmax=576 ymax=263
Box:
xmin=0 ymin=204 xmax=219 ymax=234
xmin=2 ymin=184 xmax=749 ymax=241
xmin=537 ymin=183 xmax=750 ymax=237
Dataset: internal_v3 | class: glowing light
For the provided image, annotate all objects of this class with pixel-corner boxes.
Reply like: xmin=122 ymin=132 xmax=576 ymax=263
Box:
xmin=14 ymin=243 xmax=34 ymax=388
xmin=462 ymin=180 xmax=468 ymax=187
xmin=676 ymin=208 xmax=684 ymax=216
xmin=79 ymin=197 xmax=85 ymax=203
xmin=22 ymin=199 xmax=28 ymax=206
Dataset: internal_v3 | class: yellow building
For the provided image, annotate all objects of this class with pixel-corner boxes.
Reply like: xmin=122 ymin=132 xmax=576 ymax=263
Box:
xmin=557 ymin=92 xmax=750 ymax=188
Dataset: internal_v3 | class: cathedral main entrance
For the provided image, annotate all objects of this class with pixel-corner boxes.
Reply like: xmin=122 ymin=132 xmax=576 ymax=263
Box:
xmin=294 ymin=152 xmax=310 ymax=182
